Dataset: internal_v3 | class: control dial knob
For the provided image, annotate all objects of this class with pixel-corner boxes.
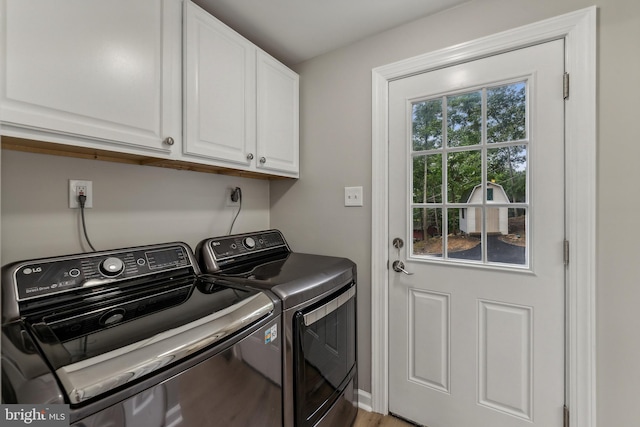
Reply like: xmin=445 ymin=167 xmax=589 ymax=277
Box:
xmin=242 ymin=237 xmax=256 ymax=249
xmin=100 ymin=257 xmax=125 ymax=277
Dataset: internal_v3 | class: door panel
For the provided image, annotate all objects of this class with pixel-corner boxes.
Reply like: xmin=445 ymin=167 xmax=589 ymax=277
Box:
xmin=388 ymin=40 xmax=565 ymax=427
xmin=478 ymin=300 xmax=532 ymax=419
xmin=409 ymin=289 xmax=450 ymax=393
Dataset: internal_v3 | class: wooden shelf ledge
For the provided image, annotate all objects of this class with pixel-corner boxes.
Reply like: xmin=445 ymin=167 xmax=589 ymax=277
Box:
xmin=1 ymin=136 xmax=293 ymax=181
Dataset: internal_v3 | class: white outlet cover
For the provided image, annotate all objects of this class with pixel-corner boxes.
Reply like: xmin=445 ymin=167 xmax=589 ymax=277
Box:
xmin=344 ymin=186 xmax=363 ymax=207
xmin=69 ymin=180 xmax=93 ymax=208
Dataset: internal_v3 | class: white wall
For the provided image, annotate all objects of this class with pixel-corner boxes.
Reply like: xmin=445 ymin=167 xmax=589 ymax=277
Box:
xmin=1 ymin=149 xmax=270 ymax=264
xmin=271 ymin=0 xmax=640 ymax=425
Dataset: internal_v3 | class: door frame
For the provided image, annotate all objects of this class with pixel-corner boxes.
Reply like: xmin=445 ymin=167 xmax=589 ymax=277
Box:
xmin=371 ymin=7 xmax=596 ymax=427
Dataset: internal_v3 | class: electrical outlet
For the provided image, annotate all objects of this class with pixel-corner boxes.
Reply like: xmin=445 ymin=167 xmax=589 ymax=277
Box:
xmin=69 ymin=180 xmax=93 ymax=208
xmin=226 ymin=187 xmax=240 ymax=207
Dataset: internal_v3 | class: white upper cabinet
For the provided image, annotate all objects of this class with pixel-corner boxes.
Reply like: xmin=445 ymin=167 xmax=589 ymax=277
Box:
xmin=257 ymin=50 xmax=299 ymax=175
xmin=183 ymin=1 xmax=256 ymax=166
xmin=183 ymin=1 xmax=299 ymax=178
xmin=1 ymin=0 xmax=298 ymax=178
xmin=0 ymin=0 xmax=182 ymax=156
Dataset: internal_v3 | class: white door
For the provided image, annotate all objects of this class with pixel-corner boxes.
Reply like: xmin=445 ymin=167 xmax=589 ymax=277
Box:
xmin=388 ymin=40 xmax=565 ymax=427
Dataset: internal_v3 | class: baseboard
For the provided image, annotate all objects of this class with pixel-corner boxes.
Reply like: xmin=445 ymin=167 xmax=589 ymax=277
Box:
xmin=357 ymin=389 xmax=373 ymax=412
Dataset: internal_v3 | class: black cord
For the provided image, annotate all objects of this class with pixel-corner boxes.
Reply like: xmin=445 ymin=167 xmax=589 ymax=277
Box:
xmin=79 ymin=194 xmax=96 ymax=252
xmin=228 ymin=188 xmax=242 ymax=235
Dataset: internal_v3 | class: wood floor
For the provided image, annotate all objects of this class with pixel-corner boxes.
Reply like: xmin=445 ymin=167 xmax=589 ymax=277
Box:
xmin=354 ymin=409 xmax=418 ymax=427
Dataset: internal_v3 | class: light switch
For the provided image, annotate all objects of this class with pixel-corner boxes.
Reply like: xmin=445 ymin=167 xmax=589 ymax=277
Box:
xmin=344 ymin=186 xmax=363 ymax=207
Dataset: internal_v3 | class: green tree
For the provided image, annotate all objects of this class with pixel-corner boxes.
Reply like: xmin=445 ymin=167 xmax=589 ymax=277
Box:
xmin=412 ymin=100 xmax=443 ymax=237
xmin=487 ymin=83 xmax=527 ymax=205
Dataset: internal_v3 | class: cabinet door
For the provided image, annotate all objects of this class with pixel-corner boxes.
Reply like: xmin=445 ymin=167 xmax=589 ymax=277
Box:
xmin=0 ymin=0 xmax=182 ymax=155
xmin=256 ymin=51 xmax=299 ymax=176
xmin=183 ymin=1 xmax=256 ymax=166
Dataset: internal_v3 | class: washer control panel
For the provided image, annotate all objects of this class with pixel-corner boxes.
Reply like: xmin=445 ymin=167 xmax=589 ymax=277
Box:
xmin=11 ymin=244 xmax=193 ymax=301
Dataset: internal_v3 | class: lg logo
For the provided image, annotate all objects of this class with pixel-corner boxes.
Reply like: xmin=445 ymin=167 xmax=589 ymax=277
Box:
xmin=22 ymin=266 xmax=43 ymax=275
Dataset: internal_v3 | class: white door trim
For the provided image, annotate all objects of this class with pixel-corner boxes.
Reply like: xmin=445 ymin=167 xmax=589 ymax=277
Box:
xmin=371 ymin=7 xmax=596 ymax=427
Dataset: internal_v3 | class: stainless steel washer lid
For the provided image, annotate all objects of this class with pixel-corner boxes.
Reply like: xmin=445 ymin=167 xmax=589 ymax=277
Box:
xmin=56 ymin=292 xmax=274 ymax=404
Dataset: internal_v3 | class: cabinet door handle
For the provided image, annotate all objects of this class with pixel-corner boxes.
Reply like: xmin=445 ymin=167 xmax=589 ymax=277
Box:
xmin=247 ymin=153 xmax=254 ymax=161
xmin=259 ymin=157 xmax=266 ymax=164
xmin=163 ymin=137 xmax=175 ymax=146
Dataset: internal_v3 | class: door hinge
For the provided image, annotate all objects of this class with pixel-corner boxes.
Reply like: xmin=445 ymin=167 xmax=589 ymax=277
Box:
xmin=564 ymin=405 xmax=570 ymax=427
xmin=564 ymin=240 xmax=570 ymax=266
xmin=563 ymin=72 xmax=570 ymax=99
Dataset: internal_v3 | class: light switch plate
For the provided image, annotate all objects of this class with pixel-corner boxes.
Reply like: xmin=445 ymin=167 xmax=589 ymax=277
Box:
xmin=344 ymin=186 xmax=363 ymax=207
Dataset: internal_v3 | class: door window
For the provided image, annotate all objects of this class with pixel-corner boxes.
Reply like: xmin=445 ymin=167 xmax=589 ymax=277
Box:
xmin=411 ymin=81 xmax=528 ymax=267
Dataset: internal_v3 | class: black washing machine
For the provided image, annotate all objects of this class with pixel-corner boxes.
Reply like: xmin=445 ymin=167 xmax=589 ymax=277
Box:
xmin=1 ymin=242 xmax=282 ymax=426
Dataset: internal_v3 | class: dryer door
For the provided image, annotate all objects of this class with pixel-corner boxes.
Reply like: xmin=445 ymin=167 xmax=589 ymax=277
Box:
xmin=293 ymin=284 xmax=356 ymax=427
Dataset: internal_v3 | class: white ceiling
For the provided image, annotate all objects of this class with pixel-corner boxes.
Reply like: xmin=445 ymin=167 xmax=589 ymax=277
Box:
xmin=192 ymin=0 xmax=470 ymax=66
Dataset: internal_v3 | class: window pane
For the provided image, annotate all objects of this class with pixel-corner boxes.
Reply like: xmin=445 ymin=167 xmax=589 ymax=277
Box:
xmin=412 ymin=99 xmax=443 ymax=150
xmin=408 ymin=80 xmax=530 ymax=268
xmin=413 ymin=208 xmax=442 ymax=257
xmin=487 ymin=145 xmax=527 ymax=203
xmin=487 ymin=208 xmax=526 ymax=265
xmin=447 ymin=150 xmax=481 ymax=203
xmin=447 ymin=91 xmax=481 ymax=147
xmin=449 ymin=208 xmax=481 ymax=261
xmin=487 ymin=82 xmax=526 ymax=143
xmin=413 ymin=154 xmax=443 ymax=203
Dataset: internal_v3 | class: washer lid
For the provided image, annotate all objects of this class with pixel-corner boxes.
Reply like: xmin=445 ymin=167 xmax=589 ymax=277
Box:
xmin=17 ymin=277 xmax=272 ymax=405
xmin=55 ymin=290 xmax=273 ymax=404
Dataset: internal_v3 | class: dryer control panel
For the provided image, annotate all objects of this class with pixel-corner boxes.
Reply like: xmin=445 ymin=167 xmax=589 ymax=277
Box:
xmin=197 ymin=229 xmax=290 ymax=272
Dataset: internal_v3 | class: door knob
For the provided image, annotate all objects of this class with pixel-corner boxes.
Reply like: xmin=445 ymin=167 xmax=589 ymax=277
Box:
xmin=392 ymin=260 xmax=413 ymax=275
